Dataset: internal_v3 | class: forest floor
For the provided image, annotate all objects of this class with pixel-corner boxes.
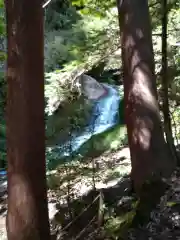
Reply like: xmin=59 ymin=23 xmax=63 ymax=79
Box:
xmin=1 ymin=147 xmax=180 ymax=239
xmin=47 ymin=147 xmax=180 ymax=240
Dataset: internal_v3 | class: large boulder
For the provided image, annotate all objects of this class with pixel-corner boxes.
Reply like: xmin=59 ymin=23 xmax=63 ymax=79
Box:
xmin=80 ymin=74 xmax=108 ymax=100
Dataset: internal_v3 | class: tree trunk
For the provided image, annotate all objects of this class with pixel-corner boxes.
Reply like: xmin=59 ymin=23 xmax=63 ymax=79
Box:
xmin=116 ymin=0 xmax=175 ymax=192
xmin=5 ymin=1 xmax=51 ymax=239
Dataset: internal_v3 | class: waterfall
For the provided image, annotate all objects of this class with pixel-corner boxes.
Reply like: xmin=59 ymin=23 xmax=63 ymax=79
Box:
xmin=58 ymin=83 xmax=120 ymax=156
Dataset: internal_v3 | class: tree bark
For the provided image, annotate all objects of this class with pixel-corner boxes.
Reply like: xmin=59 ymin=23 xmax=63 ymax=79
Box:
xmin=116 ymin=0 xmax=175 ymax=192
xmin=5 ymin=0 xmax=50 ymax=239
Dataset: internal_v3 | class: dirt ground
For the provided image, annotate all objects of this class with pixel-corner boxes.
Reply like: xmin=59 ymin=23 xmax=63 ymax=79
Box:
xmin=2 ymin=147 xmax=180 ymax=240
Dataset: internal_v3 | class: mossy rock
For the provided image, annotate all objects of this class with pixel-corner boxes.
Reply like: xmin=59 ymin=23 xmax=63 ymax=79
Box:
xmin=104 ymin=202 xmax=138 ymax=239
xmin=46 ymin=97 xmax=93 ymax=146
xmin=46 ymin=124 xmax=128 ymax=170
xmin=77 ymin=124 xmax=128 ymax=158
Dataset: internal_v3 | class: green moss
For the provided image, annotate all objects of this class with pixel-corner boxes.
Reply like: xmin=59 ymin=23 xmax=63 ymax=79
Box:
xmin=78 ymin=124 xmax=128 ymax=158
xmin=104 ymin=204 xmax=138 ymax=239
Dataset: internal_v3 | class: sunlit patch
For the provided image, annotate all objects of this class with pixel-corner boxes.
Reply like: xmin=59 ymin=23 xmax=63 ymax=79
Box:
xmin=132 ymin=68 xmax=157 ymax=111
xmin=11 ymin=175 xmax=32 ymax=208
xmin=7 ymin=68 xmax=16 ymax=79
xmin=133 ymin=118 xmax=152 ymax=150
xmin=138 ymin=126 xmax=151 ymax=150
xmin=136 ymin=29 xmax=144 ymax=39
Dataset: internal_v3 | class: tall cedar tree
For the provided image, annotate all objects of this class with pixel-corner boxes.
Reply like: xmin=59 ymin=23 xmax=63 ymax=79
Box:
xmin=116 ymin=0 xmax=175 ymax=192
xmin=5 ymin=0 xmax=50 ymax=239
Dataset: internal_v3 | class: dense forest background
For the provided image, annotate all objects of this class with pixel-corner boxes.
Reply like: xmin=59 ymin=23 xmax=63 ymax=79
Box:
xmin=0 ymin=0 xmax=180 ymax=239
xmin=1 ymin=0 xmax=180 ymax=168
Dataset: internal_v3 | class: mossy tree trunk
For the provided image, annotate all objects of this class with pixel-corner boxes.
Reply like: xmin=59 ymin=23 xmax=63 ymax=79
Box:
xmin=5 ymin=0 xmax=50 ymax=239
xmin=117 ymin=0 xmax=175 ymax=193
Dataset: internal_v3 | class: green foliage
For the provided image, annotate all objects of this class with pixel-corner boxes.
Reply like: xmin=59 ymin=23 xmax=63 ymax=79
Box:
xmin=45 ymin=0 xmax=80 ymax=31
xmin=0 ymin=0 xmax=179 ymax=170
xmin=44 ymin=4 xmax=120 ymax=126
xmin=0 ymin=0 xmax=6 ymax=63
xmin=44 ymin=3 xmax=120 ymax=72
xmin=44 ymin=0 xmax=180 ymax=171
xmin=44 ymin=0 xmax=180 ymax=105
xmin=71 ymin=0 xmax=116 ymax=17
xmin=0 ymin=0 xmax=5 ymax=34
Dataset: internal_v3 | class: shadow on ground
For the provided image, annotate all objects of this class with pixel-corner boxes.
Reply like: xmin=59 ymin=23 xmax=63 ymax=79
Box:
xmin=50 ymin=175 xmax=133 ymax=240
xmin=49 ymin=170 xmax=180 ymax=240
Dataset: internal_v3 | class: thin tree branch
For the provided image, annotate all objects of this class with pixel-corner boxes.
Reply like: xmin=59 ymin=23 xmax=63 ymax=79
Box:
xmin=42 ymin=0 xmax=52 ymax=8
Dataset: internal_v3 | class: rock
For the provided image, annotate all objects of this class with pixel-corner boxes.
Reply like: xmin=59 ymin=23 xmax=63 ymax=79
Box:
xmin=80 ymin=74 xmax=108 ymax=100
